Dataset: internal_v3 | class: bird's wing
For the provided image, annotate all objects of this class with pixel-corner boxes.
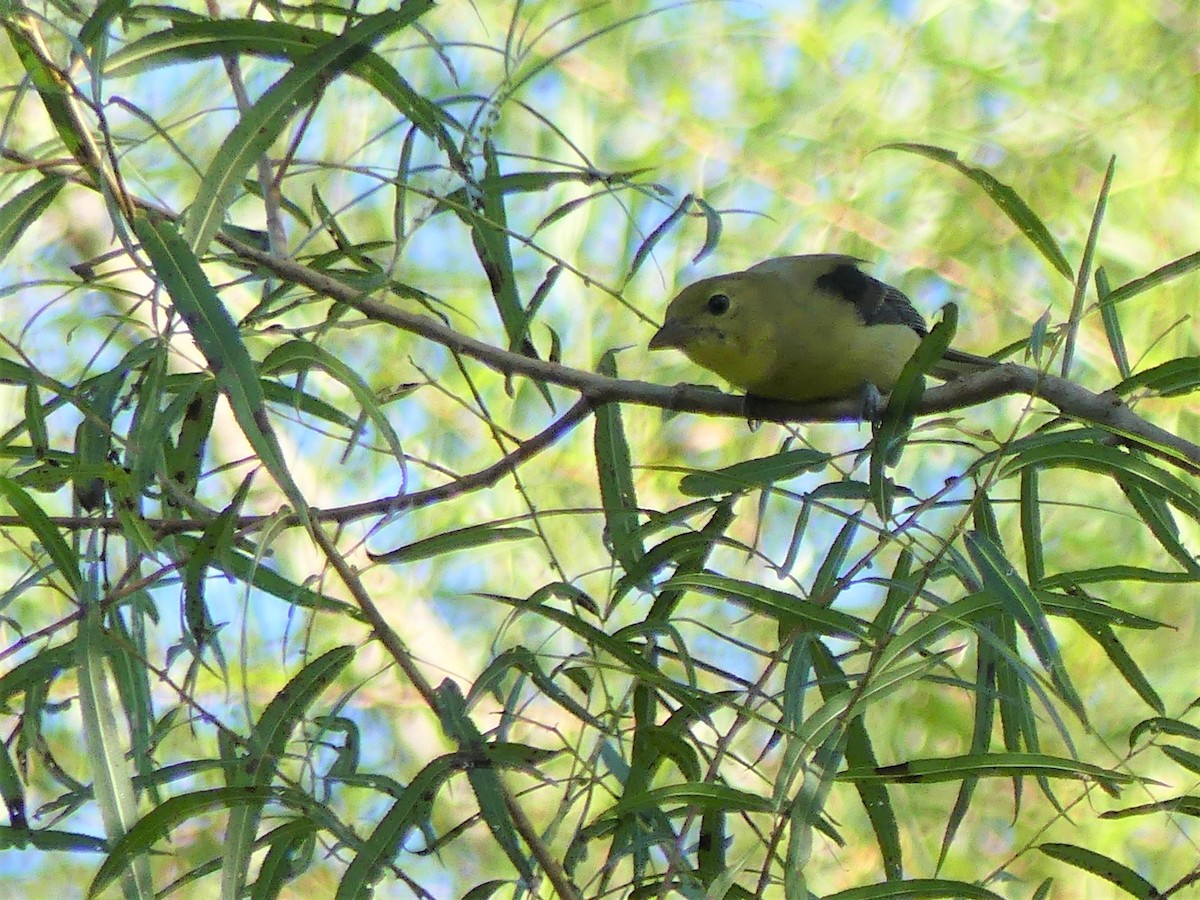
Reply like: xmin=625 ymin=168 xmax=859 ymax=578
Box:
xmin=811 ymin=260 xmax=929 ymax=335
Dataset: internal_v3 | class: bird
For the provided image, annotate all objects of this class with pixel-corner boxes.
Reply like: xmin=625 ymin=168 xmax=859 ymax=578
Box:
xmin=647 ymin=254 xmax=995 ymax=411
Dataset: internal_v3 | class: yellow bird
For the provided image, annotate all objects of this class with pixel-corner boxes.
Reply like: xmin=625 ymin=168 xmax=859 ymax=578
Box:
xmin=648 ymin=254 xmax=994 ymax=406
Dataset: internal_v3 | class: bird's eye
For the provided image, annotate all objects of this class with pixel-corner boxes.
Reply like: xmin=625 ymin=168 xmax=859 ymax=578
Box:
xmin=706 ymin=293 xmax=730 ymax=315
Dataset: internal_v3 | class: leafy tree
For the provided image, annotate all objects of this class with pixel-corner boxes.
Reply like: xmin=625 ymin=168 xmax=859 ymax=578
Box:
xmin=1 ymin=1 xmax=1198 ymax=898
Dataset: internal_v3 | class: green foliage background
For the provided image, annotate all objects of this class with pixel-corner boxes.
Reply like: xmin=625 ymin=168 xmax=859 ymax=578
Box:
xmin=0 ymin=0 xmax=1198 ymax=897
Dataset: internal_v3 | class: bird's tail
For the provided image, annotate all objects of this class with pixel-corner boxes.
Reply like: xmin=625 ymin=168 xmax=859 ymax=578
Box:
xmin=929 ymin=347 xmax=1001 ymax=381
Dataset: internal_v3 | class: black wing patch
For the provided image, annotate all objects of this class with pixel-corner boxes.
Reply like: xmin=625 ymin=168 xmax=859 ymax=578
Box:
xmin=814 ymin=262 xmax=928 ymax=336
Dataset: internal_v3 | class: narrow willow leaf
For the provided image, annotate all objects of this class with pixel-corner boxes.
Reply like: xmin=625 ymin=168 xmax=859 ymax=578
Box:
xmin=0 ymin=175 xmax=65 ymax=264
xmin=336 ymin=755 xmax=459 ymax=900
xmin=1128 ymin=716 xmax=1200 ymax=748
xmin=78 ymin=601 xmax=154 ymax=897
xmin=627 ymin=193 xmax=692 ymax=282
xmin=0 ymin=827 xmax=108 ymax=852
xmin=1080 ymin=622 xmax=1163 ymax=713
xmin=222 ymin=646 xmax=354 ymax=899
xmin=812 ymin=644 xmax=902 ymax=879
xmin=4 ymin=25 xmax=92 ymax=172
xmin=1159 ymin=745 xmax=1200 ymax=776
xmin=965 ymin=531 xmax=1086 ymax=722
xmin=87 ymin=786 xmax=312 ymax=898
xmin=798 ymin=651 xmax=958 ymax=752
xmin=253 ymin=819 xmax=317 ymax=898
xmin=1100 ymin=795 xmax=1200 ymax=819
xmin=938 ymin=634 xmax=997 ymax=871
xmin=435 ymin=680 xmax=533 ymax=883
xmin=134 ymin=214 xmax=310 ymax=527
xmin=1113 ymin=357 xmax=1200 ymax=399
xmin=880 ymin=143 xmax=1073 ymax=279
xmin=72 ymin=367 xmax=126 ymax=511
xmin=823 ymin=878 xmax=1006 ymax=900
xmin=1104 ymin=249 xmax=1200 ymax=305
xmin=480 ymin=590 xmax=706 ymax=712
xmin=22 ymin=384 xmax=48 ymax=457
xmin=1095 ymin=267 xmax=1131 ymax=379
xmin=691 ymin=197 xmax=723 ymax=264
xmin=1019 ymin=467 xmax=1044 ymax=585
xmin=1119 ymin=481 xmax=1200 ymax=574
xmin=165 ymin=379 xmax=217 ymax=507
xmin=593 ymin=782 xmax=773 ymax=822
xmin=184 ymin=472 xmax=253 ymax=651
xmin=368 ymin=524 xmax=534 ymax=564
xmin=262 ymin=339 xmax=406 ymax=463
xmin=103 ymin=10 xmax=460 ymax=172
xmin=0 ymin=478 xmax=82 ymax=593
xmin=1037 ymin=843 xmax=1159 ymax=899
xmin=841 ymin=753 xmax=1135 ymax=792
xmin=468 ymin=140 xmax=525 ymax=353
xmin=466 ymin=647 xmax=600 ymax=729
xmin=595 ymin=350 xmax=644 ymax=573
xmin=0 ymin=739 xmax=27 ymax=830
xmin=127 ymin=341 xmax=170 ymax=501
xmin=871 ymin=303 xmax=950 ymax=504
xmin=809 ymin=512 xmax=862 ymax=608
xmin=1061 ymin=156 xmax=1114 ymax=378
xmin=171 ymin=540 xmax=360 ymax=624
xmin=678 ymin=448 xmax=828 ymax=496
xmin=1041 ymin=565 xmax=1199 ymax=588
xmin=181 ymin=6 xmax=432 ymax=252
xmin=662 ymin=572 xmax=874 ymax=639
xmin=440 ymin=170 xmax=632 ymax=218
xmin=644 ymin=498 xmax=735 ymax=622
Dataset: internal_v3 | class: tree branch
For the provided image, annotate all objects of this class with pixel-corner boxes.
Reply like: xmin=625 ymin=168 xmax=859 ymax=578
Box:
xmin=212 ymin=229 xmax=1200 ymax=476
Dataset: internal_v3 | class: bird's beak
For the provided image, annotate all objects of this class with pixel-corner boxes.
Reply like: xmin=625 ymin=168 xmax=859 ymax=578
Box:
xmin=648 ymin=319 xmax=687 ymax=351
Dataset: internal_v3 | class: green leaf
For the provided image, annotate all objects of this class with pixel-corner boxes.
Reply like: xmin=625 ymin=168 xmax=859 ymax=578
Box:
xmin=88 ymin=786 xmax=318 ymax=898
xmin=0 ymin=175 xmax=65 ymax=264
xmin=0 ymin=478 xmax=81 ymax=594
xmin=105 ymin=11 xmax=459 ymax=170
xmin=223 ymin=646 xmax=354 ymax=898
xmin=811 ymin=644 xmax=902 ymax=879
xmin=841 ymin=753 xmax=1135 ymax=792
xmin=1104 ymin=249 xmax=1200 ymax=305
xmin=1037 ymin=843 xmax=1160 ymax=900
xmin=368 ymin=524 xmax=534 ymax=564
xmin=691 ymin=197 xmax=723 ymax=264
xmin=661 ymin=572 xmax=875 ymax=639
xmin=78 ymin=600 xmax=155 ymax=897
xmin=593 ymin=782 xmax=774 ymax=822
xmin=1099 ymin=794 xmax=1200 ymax=820
xmin=262 ymin=338 xmax=406 ymax=463
xmin=1003 ymin=439 xmax=1200 ymax=532
xmin=4 ymin=24 xmax=91 ymax=170
xmin=337 ymin=755 xmax=460 ymax=899
xmin=823 ymin=879 xmax=1007 ymax=899
xmin=1128 ymin=716 xmax=1200 ymax=748
xmin=595 ymin=350 xmax=644 ymax=573
xmin=677 ymin=448 xmax=829 ymax=496
xmin=181 ymin=6 xmax=432 ymax=253
xmin=466 ymin=140 xmax=526 ymax=354
xmin=880 ymin=143 xmax=1073 ymax=280
xmin=871 ymin=302 xmax=950 ymax=501
xmin=1094 ymin=267 xmax=1131 ymax=379
xmin=434 ymin=680 xmax=533 ymax=884
xmin=808 ymin=512 xmax=862 ymax=608
xmin=1060 ymin=155 xmax=1114 ymax=378
xmin=133 ymin=214 xmax=310 ymax=528
xmin=627 ymin=193 xmax=693 ymax=282
xmin=965 ymin=531 xmax=1086 ymax=722
xmin=1113 ymin=357 xmax=1200 ymax=398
